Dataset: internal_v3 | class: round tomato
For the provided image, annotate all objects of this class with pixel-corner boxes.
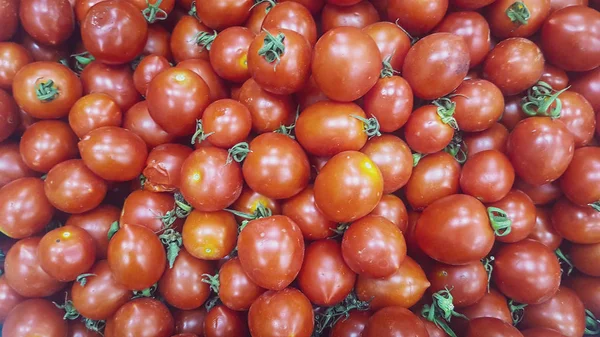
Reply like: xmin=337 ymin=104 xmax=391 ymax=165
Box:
xmin=170 ymin=16 xmax=212 ymax=63
xmin=238 ymin=78 xmax=295 ymax=133
xmin=2 ymin=299 xmax=67 ymax=337
xmin=123 ymin=101 xmax=176 ymax=148
xmin=500 ymin=96 xmax=527 ymax=130
xmin=248 ymin=288 xmax=314 ymax=337
xmin=434 ymin=11 xmax=491 ymax=68
xmin=19 ymin=120 xmax=78 ymax=173
xmin=453 ymin=289 xmax=512 ymax=335
xmin=173 ymin=309 xmax=206 ymax=336
xmin=560 ymin=147 xmax=600 ymax=207
xmin=527 ymin=207 xmax=563 ymax=250
xmin=428 ymin=260 xmax=487 ymax=308
xmin=465 ymin=317 xmax=523 ymax=337
xmin=570 ymin=242 xmax=600 ymax=276
xmin=281 ymin=185 xmax=337 ymax=240
xmin=109 ymin=298 xmax=174 ymax=337
xmin=514 ymin=179 xmax=562 ymax=206
xmin=361 ymin=135 xmax=413 ymax=193
xmin=0 ymin=275 xmax=23 ymax=323
xmin=463 ymin=123 xmax=509 ymax=156
xmin=182 ymin=210 xmax=237 ymax=260
xmin=0 ymin=143 xmax=36 ymax=189
xmin=142 ymin=144 xmax=194 ymax=192
xmin=0 ymin=89 xmax=18 ymax=142
xmin=246 ymin=2 xmax=270 ymax=35
xmin=65 ymin=204 xmax=119 ymax=259
xmin=388 ymin=0 xmax=447 ymax=36
xmin=143 ymin=25 xmax=172 ymax=60
xmin=120 ymin=190 xmax=177 ymax=232
xmin=369 ymin=194 xmax=408 ymax=231
xmin=553 ymin=91 xmax=596 ymax=147
xmin=204 ymin=305 xmax=248 ymax=337
xmin=0 ymin=42 xmax=32 ymax=90
xmin=520 ymin=287 xmax=585 ymax=337
xmin=230 ymin=186 xmax=281 ymax=222
xmin=405 ymin=151 xmax=461 ymax=210
xmin=176 ymin=58 xmax=229 ymax=101
xmin=362 ymin=75 xmax=413 ymax=133
xmin=262 ymin=1 xmax=318 ymax=45
xmin=551 ymin=197 xmax=600 ymax=244
xmin=330 ymin=310 xmax=370 ymax=337
xmin=522 ymin=328 xmax=570 ymax=337
xmin=363 ymin=306 xmax=429 ymax=337
xmin=567 ymin=274 xmax=600 ymax=318
xmin=209 ymin=26 xmax=255 ymax=83
xmin=570 ymin=67 xmax=600 ymax=112
xmin=460 ymin=150 xmax=514 ymax=202
xmin=80 ymin=61 xmax=141 ymax=111
xmin=38 ymin=225 xmax=96 ymax=282
xmin=485 ymin=0 xmax=550 ymax=38
xmin=295 ymin=75 xmax=328 ymax=110
xmin=19 ymin=0 xmax=74 ymax=46
xmin=68 ymin=93 xmax=122 ymax=139
xmin=541 ymin=63 xmax=569 ymax=90
xmin=488 ymin=189 xmax=537 ymax=242
xmin=198 ymin=99 xmax=252 ymax=149
xmin=195 ymin=0 xmax=253 ymax=30
xmin=363 ymin=21 xmax=411 ymax=71
xmin=452 ymin=79 xmax=504 ymax=132
xmin=404 ymin=102 xmax=456 ymax=153
xmin=321 ymin=1 xmax=379 ymax=32
xmin=132 ymin=55 xmax=171 ymax=96
xmin=0 ymin=0 xmax=18 ymax=42
xmin=218 ymin=257 xmax=266 ymax=311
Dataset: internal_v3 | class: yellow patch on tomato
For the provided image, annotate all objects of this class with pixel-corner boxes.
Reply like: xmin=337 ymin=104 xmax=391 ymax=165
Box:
xmin=250 ymin=200 xmax=267 ymax=213
xmin=360 ymin=158 xmax=380 ymax=180
xmin=239 ymin=53 xmax=248 ymax=70
xmin=62 ymin=231 xmax=71 ymax=239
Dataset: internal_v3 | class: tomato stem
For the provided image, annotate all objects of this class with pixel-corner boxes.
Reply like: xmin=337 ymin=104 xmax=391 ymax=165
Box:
xmin=555 ymin=247 xmax=574 ymax=276
xmin=83 ymin=318 xmax=106 ymax=334
xmin=193 ymin=30 xmax=218 ymax=51
xmin=159 ymin=229 xmax=182 ymax=269
xmin=521 ymin=81 xmax=570 ymax=118
xmin=421 ymin=288 xmax=464 ymax=337
xmin=132 ymin=283 xmax=158 ymax=298
xmin=351 ymin=115 xmax=381 ymax=138
xmin=53 ymin=294 xmax=80 ymax=320
xmin=506 ymin=1 xmax=531 ymax=26
xmin=71 ymin=51 xmax=95 ymax=73
xmin=250 ymin=0 xmax=277 ymax=13
xmin=174 ymin=192 xmax=193 ymax=218
xmin=585 ymin=310 xmax=600 ymax=335
xmin=75 ymin=273 xmax=96 ymax=287
xmin=482 ymin=256 xmax=494 ymax=293
xmin=139 ymin=174 xmax=147 ymax=189
xmin=444 ymin=132 xmax=468 ymax=164
xmin=312 ymin=292 xmax=370 ymax=336
xmin=191 ymin=120 xmax=214 ymax=145
xmin=107 ymin=221 xmax=120 ymax=240
xmin=227 ymin=142 xmax=251 ymax=164
xmin=380 ymin=55 xmax=400 ymax=78
xmin=394 ymin=19 xmax=418 ymax=45
xmin=258 ymin=29 xmax=286 ymax=68
xmin=142 ymin=0 xmax=168 ymax=23
xmin=330 ymin=222 xmax=351 ymax=238
xmin=205 ymin=294 xmax=221 ymax=311
xmin=433 ymin=98 xmax=459 ymax=130
xmin=508 ymin=300 xmax=527 ymax=325
xmin=188 ymin=0 xmax=197 ymax=17
xmin=201 ymin=273 xmax=220 ymax=293
xmin=36 ymin=80 xmax=59 ymax=102
xmin=412 ymin=153 xmax=424 ymax=167
xmin=275 ymin=106 xmax=299 ymax=139
xmin=589 ymin=201 xmax=600 ymax=212
xmin=487 ymin=207 xmax=512 ymax=237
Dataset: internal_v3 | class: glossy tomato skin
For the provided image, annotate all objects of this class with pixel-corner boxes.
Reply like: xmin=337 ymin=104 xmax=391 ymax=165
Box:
xmin=460 ymin=150 xmax=514 ymax=202
xmin=453 ymin=289 xmax=512 ymax=334
xmin=173 ymin=309 xmax=206 ymax=336
xmin=402 ymin=33 xmax=470 ymax=99
xmin=406 ymin=151 xmax=461 ymax=210
xmin=551 ymin=197 xmax=600 ymax=244
xmin=312 ymin=27 xmax=381 ymax=102
xmin=123 ymin=101 xmax=176 ymax=148
xmin=65 ymin=204 xmax=119 ymax=259
xmin=404 ymin=104 xmax=455 ymax=153
xmin=363 ymin=306 xmax=429 ymax=337
xmin=452 ymin=79 xmax=504 ymax=132
xmin=560 ymin=147 xmax=600 ymax=206
xmin=209 ymin=27 xmax=255 ymax=83
xmin=200 ymin=99 xmax=252 ymax=149
xmin=238 ymin=78 xmax=295 ymax=133
xmin=262 ymin=1 xmax=318 ymax=46
xmin=388 ymin=0 xmax=447 ymax=36
xmin=182 ymin=210 xmax=237 ymax=260
xmin=71 ymin=260 xmax=132 ymax=320
xmin=0 ymin=0 xmax=18 ymax=42
xmin=507 ymin=117 xmax=574 ymax=186
xmin=554 ymin=91 xmax=596 ymax=147
xmin=363 ymin=21 xmax=411 ymax=71
xmin=570 ymin=67 xmax=600 ymax=112
xmin=230 ymin=186 xmax=281 ymax=222
xmin=330 ymin=310 xmax=370 ymax=337
xmin=298 ymin=240 xmax=356 ymax=306
xmin=79 ymin=126 xmax=148 ymax=181
xmin=4 ymin=237 xmax=65 ymax=297
xmin=176 ymin=59 xmax=229 ymax=102
xmin=170 ymin=16 xmax=211 ymax=63
xmin=520 ymin=287 xmax=585 ymax=337
xmin=566 ymin=274 xmax=600 ymax=317
xmin=434 ymin=11 xmax=491 ymax=68
xmin=142 ymin=144 xmax=193 ymax=193
xmin=0 ymin=89 xmax=18 ymax=142
xmin=0 ymin=42 xmax=32 ymax=90
xmin=68 ymin=320 xmax=104 ymax=337
xmin=501 ymin=96 xmax=528 ymax=130
xmin=218 ymin=257 xmax=266 ymax=311
xmin=107 ymin=224 xmax=166 ymax=290
xmin=246 ymin=2 xmax=270 ymax=35
xmin=204 ymin=305 xmax=249 ymax=337
xmin=527 ymin=207 xmax=563 ymax=250
xmin=487 ymin=189 xmax=537 ymax=243
xmin=281 ymin=185 xmax=337 ymax=240
xmin=465 ymin=317 xmax=523 ymax=337
xmin=19 ymin=0 xmax=74 ymax=46
xmin=356 ymin=256 xmax=430 ymax=310
xmin=541 ymin=6 xmax=600 ymax=71
xmin=195 ymin=0 xmax=253 ymax=30
xmin=369 ymin=194 xmax=408 ymax=231
xmin=248 ymin=288 xmax=314 ymax=337
xmin=81 ymin=0 xmax=148 ymax=64
xmin=38 ymin=225 xmax=96 ymax=282
xmin=121 ymin=190 xmax=177 ymax=232
xmin=158 ymin=250 xmax=214 ymax=310
xmin=541 ymin=63 xmax=569 ymax=90
xmin=521 ymin=328 xmax=568 ymax=337
xmin=428 ymin=261 xmax=487 ymax=307
xmin=146 ymin=67 xmax=211 ymax=137
xmin=486 ymin=0 xmax=550 ymax=38
xmin=0 ymin=275 xmax=24 ymax=323
xmin=362 ymin=75 xmax=413 ymax=133
xmin=20 ymin=120 xmax=78 ymax=173
xmin=493 ymin=239 xmax=561 ymax=304
xmin=0 ymin=177 xmax=54 ymax=239
xmin=0 ymin=143 xmax=36 ymax=189
xmin=483 ymin=38 xmax=544 ymax=95
xmin=80 ymin=61 xmax=141 ymax=111
xmin=314 ymin=151 xmax=384 ymax=222
xmin=514 ymin=178 xmax=562 ymax=205
xmin=109 ymin=298 xmax=174 ymax=337
xmin=321 ymin=1 xmax=380 ymax=32
xmin=133 ymin=55 xmax=171 ymax=96
xmin=238 ymin=215 xmax=304 ymax=290
xmin=68 ymin=93 xmax=122 ymax=139
xmin=2 ymin=299 xmax=68 ymax=337
xmin=295 ymin=75 xmax=329 ymax=110
xmin=570 ymin=241 xmax=600 ymax=276
xmin=179 ymin=147 xmax=243 ymax=212
xmin=143 ymin=25 xmax=172 ymax=60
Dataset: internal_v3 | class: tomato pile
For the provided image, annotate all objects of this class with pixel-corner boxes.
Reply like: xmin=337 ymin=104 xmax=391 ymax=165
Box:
xmin=0 ymin=0 xmax=600 ymax=336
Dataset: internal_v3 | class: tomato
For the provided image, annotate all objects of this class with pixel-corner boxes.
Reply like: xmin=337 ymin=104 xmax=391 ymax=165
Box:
xmin=527 ymin=207 xmax=563 ymax=250
xmin=158 ymin=249 xmax=213 ymax=310
xmin=230 ymin=186 xmax=281 ymax=222
xmin=416 ymin=194 xmax=495 ymax=265
xmin=68 ymin=93 xmax=122 ymax=139
xmin=312 ymin=27 xmax=381 ymax=102
xmin=174 ymin=309 xmax=206 ymax=336
xmin=420 ymin=317 xmax=449 ymax=337
xmin=204 ymin=305 xmax=248 ymax=337
xmin=120 ymin=190 xmax=176 ymax=232
xmin=362 ymin=22 xmax=410 ymax=72
xmin=74 ymin=0 xmax=108 ymax=22
xmin=79 ymin=126 xmax=148 ymax=181
xmin=507 ymin=117 xmax=574 ymax=186
xmin=541 ymin=6 xmax=600 ymax=71
xmin=281 ymin=0 xmax=324 ymax=14
xmin=243 ymin=133 xmax=310 ymax=199
xmin=321 ymin=1 xmax=379 ymax=32
xmin=199 ymin=99 xmax=252 ymax=149
xmin=180 ymin=147 xmax=244 ymax=212
xmin=434 ymin=11 xmax=491 ymax=68
xmin=465 ymin=317 xmax=523 ymax=337
xmin=363 ymin=306 xmax=429 ymax=337
xmin=246 ymin=2 xmax=270 ymax=35
xmin=19 ymin=0 xmax=74 ymax=46
xmin=488 ymin=189 xmax=537 ymax=242
xmin=295 ymin=75 xmax=328 ymax=110
xmin=81 ymin=61 xmax=141 ymax=111
xmin=195 ymin=0 xmax=253 ymax=30
xmin=248 ymin=288 xmax=314 ymax=337
xmin=170 ymin=16 xmax=212 ymax=63
xmin=20 ymin=34 xmax=69 ymax=63
xmin=553 ymin=91 xmax=596 ymax=147
xmin=238 ymin=78 xmax=295 ymax=133
xmin=566 ymin=274 xmax=600 ymax=317
xmin=296 ymin=101 xmax=369 ymax=157
xmin=493 ymin=239 xmax=561 ymax=304
xmin=428 ymin=261 xmax=487 ymax=308
xmin=0 ymin=143 xmax=36 ymax=189
xmin=4 ymin=237 xmax=65 ymax=297
xmin=0 ymin=0 xmax=18 ymax=41
xmin=209 ymin=27 xmax=255 ymax=83
xmin=486 ymin=0 xmax=550 ymax=38
xmin=218 ymin=257 xmax=266 ymax=311
xmin=551 ymin=197 xmax=600 ymax=244
xmin=540 ymin=64 xmax=569 ymax=90
xmin=330 ymin=310 xmax=370 ymax=337
xmin=520 ymin=287 xmax=585 ymax=337
xmin=0 ymin=90 xmax=18 ymax=143
xmin=570 ymin=242 xmax=600 ymax=276
xmin=406 ymin=152 xmax=461 ymax=210
xmin=65 ymin=205 xmax=119 ymax=259
xmin=19 ymin=120 xmax=78 ymax=173
xmin=570 ymin=67 xmax=600 ymax=112
xmin=452 ymin=80 xmax=504 ymax=132
xmin=281 ymin=185 xmax=336 ymax=240
xmin=314 ymin=151 xmax=383 ymax=222
xmin=0 ymin=275 xmax=23 ymax=322
xmin=464 ymin=123 xmax=509 ymax=156
xmin=297 ymin=240 xmax=356 ymax=306
xmin=182 ymin=210 xmax=237 ymax=260
xmin=123 ymin=101 xmax=176 ymax=148
xmin=82 ymin=0 xmax=148 ymax=64
xmin=500 ymin=96 xmax=527 ymax=130
xmin=176 ymin=59 xmax=229 ymax=101
xmin=459 ymin=150 xmax=514 ymax=202
xmin=369 ymin=194 xmax=408 ymax=231
xmin=108 ymin=224 xmax=166 ymax=290
xmin=514 ymin=178 xmax=562 ymax=205
xmin=0 ymin=42 xmax=32 ymax=90
xmin=37 ymin=225 xmax=94 ymax=282
xmin=142 ymin=144 xmax=192 ymax=192
xmin=0 ymin=178 xmax=53 ymax=239
xmin=143 ymin=25 xmax=172 ymax=60
xmin=356 ymin=256 xmax=429 ymax=309
xmin=483 ymin=38 xmax=544 ymax=95
xmin=2 ymin=299 xmax=68 ymax=337
xmin=521 ymin=328 xmax=569 ymax=337
xmin=402 ymin=33 xmax=469 ymax=99
xmin=133 ymin=55 xmax=170 ymax=96
xmin=127 ymin=0 xmax=175 ymax=22
xmin=452 ymin=289 xmax=512 ymax=334
xmin=68 ymin=320 xmax=104 ymax=337
xmin=362 ymin=75 xmax=413 ymax=133
xmin=560 ymin=147 xmax=600 ymax=207
xmin=146 ymin=68 xmax=211 ymax=137
xmin=109 ymin=298 xmax=174 ymax=337
xmin=262 ymin=1 xmax=318 ymax=46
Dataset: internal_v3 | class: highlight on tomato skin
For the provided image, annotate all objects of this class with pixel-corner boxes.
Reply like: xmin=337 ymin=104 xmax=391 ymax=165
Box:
xmin=1 ymin=1 xmax=599 ymax=336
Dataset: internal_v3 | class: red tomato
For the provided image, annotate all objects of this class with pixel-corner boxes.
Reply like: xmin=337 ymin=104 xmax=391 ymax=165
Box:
xmin=330 ymin=310 xmax=370 ymax=337
xmin=182 ymin=210 xmax=237 ymax=260
xmin=0 ymin=89 xmax=18 ymax=142
xmin=80 ymin=61 xmax=141 ymax=111
xmin=238 ymin=78 xmax=295 ymax=133
xmin=126 ymin=0 xmax=175 ymax=22
xmin=295 ymin=75 xmax=328 ymax=110
xmin=68 ymin=93 xmax=122 ymax=139
xmin=173 ymin=309 xmax=206 ymax=336
xmin=143 ymin=25 xmax=173 ymax=60
xmin=363 ymin=306 xmax=429 ymax=337
xmin=522 ymin=328 xmax=570 ymax=337
xmin=120 ymin=190 xmax=177 ymax=232
xmin=246 ymin=2 xmax=270 ymax=35
xmin=176 ymin=59 xmax=229 ymax=102
xmin=405 ymin=152 xmax=461 ymax=210
xmin=369 ymin=194 xmax=408 ymax=231
xmin=248 ymin=288 xmax=314 ymax=337
xmin=527 ymin=207 xmax=563 ymax=250
xmin=551 ymin=197 xmax=600 ymax=244
xmin=66 ymin=204 xmax=119 ymax=259
xmin=540 ymin=63 xmax=569 ymax=90
xmin=520 ymin=287 xmax=585 ymax=337
xmin=230 ymin=186 xmax=281 ymax=222
xmin=143 ymin=144 xmax=193 ymax=193
xmin=262 ymin=1 xmax=318 ymax=45
xmin=570 ymin=241 xmax=600 ymax=276
xmin=488 ymin=189 xmax=537 ymax=242
xmin=195 ymin=0 xmax=253 ymax=30
xmin=199 ymin=99 xmax=252 ymax=149
xmin=19 ymin=120 xmax=78 ymax=173
xmin=2 ymin=299 xmax=68 ymax=337
xmin=500 ymin=96 xmax=528 ymax=130
xmin=404 ymin=104 xmax=455 ymax=154
xmin=465 ymin=317 xmax=523 ymax=337
xmin=485 ymin=0 xmax=550 ymax=38
xmin=0 ymin=42 xmax=32 ymax=90
xmin=362 ymin=75 xmax=413 ymax=132
xmin=209 ymin=27 xmax=255 ymax=83
xmin=204 ymin=305 xmax=248 ymax=337
xmin=463 ymin=123 xmax=509 ymax=156
xmin=0 ymin=0 xmax=18 ymax=42
xmin=428 ymin=261 xmax=488 ymax=308
xmin=218 ymin=257 xmax=266 ymax=311
xmin=453 ymin=289 xmax=512 ymax=334
xmin=567 ymin=274 xmax=600 ymax=318
xmin=281 ymin=185 xmax=337 ymax=240
xmin=452 ymin=79 xmax=504 ymax=132
xmin=554 ymin=91 xmax=596 ymax=147
xmin=363 ymin=22 xmax=410 ymax=71
xmin=170 ymin=16 xmax=212 ymax=63
xmin=19 ymin=0 xmax=74 ymax=46
xmin=460 ymin=150 xmax=514 ymax=202
xmin=0 ymin=143 xmax=36 ymax=189
xmin=570 ymin=66 xmax=600 ymax=112
xmin=321 ymin=1 xmax=380 ymax=32
xmin=0 ymin=275 xmax=24 ymax=323
xmin=123 ymin=101 xmax=176 ymax=148
xmin=281 ymin=0 xmax=324 ymax=14
xmin=133 ymin=55 xmax=171 ymax=96
xmin=560 ymin=147 xmax=600 ymax=206
xmin=434 ymin=11 xmax=491 ymax=68
xmin=109 ymin=298 xmax=174 ymax=337
xmin=38 ymin=225 xmax=96 ymax=282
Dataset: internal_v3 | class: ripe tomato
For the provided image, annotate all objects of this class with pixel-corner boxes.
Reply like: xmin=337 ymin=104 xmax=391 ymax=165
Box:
xmin=0 ymin=43 xmax=32 ymax=90
xmin=363 ymin=306 xmax=429 ymax=337
xmin=330 ymin=310 xmax=370 ymax=337
xmin=501 ymin=96 xmax=527 ymax=130
xmin=570 ymin=67 xmax=600 ymax=112
xmin=146 ymin=67 xmax=211 ymax=137
xmin=79 ymin=126 xmax=148 ymax=181
xmin=463 ymin=123 xmax=509 ymax=156
xmin=434 ymin=11 xmax=491 ymax=68
xmin=465 ymin=317 xmax=523 ymax=337
xmin=406 ymin=151 xmax=461 ymax=210
xmin=0 ymin=143 xmax=36 ymax=189
xmin=4 ymin=237 xmax=65 ymax=297
xmin=243 ymin=133 xmax=310 ymax=199
xmin=402 ymin=33 xmax=469 ymax=99
xmin=143 ymin=25 xmax=172 ymax=60
xmin=0 ymin=275 xmax=23 ymax=322
xmin=321 ymin=1 xmax=380 ymax=32
xmin=570 ymin=241 xmax=600 ymax=276
xmin=362 ymin=75 xmax=413 ymax=132
xmin=218 ymin=257 xmax=266 ymax=311
xmin=363 ymin=22 xmax=410 ymax=71
xmin=541 ymin=6 xmax=600 ymax=71
xmin=176 ymin=59 xmax=228 ymax=102
xmin=553 ymin=91 xmax=596 ymax=147
xmin=248 ymin=288 xmax=314 ymax=337
xmin=493 ymin=239 xmax=561 ymax=304
xmin=540 ymin=63 xmax=569 ymax=90
xmin=356 ymin=256 xmax=429 ymax=310
xmin=204 ymin=305 xmax=248 ymax=337
xmin=19 ymin=120 xmax=78 ymax=173
xmin=182 ymin=210 xmax=237 ymax=260
xmin=238 ymin=215 xmax=304 ymax=290
xmin=195 ymin=0 xmax=253 ymax=30
xmin=460 ymin=150 xmax=514 ymax=202
xmin=68 ymin=93 xmax=122 ymax=139
xmin=170 ymin=16 xmax=212 ymax=63
xmin=80 ymin=61 xmax=141 ymax=111
xmin=527 ymin=207 xmax=563 ymax=250
xmin=19 ymin=0 xmax=74 ymax=46
xmin=209 ymin=27 xmax=255 ymax=83
xmin=68 ymin=320 xmax=104 ymax=337
xmin=230 ymin=186 xmax=281 ymax=222
xmin=453 ymin=289 xmax=512 ymax=334
xmin=109 ymin=298 xmax=174 ymax=337
xmin=132 ymin=55 xmax=171 ymax=96
xmin=298 ymin=240 xmax=356 ymax=306
xmin=0 ymin=177 xmax=54 ymax=239
xmin=107 ymin=224 xmax=166 ymax=290
xmin=262 ymin=1 xmax=318 ymax=45
xmin=361 ymin=135 xmax=412 ymax=193
xmin=515 ymin=179 xmax=562 ymax=206
xmin=238 ymin=78 xmax=295 ymax=133
xmin=180 ymin=147 xmax=243 ymax=212
xmin=173 ymin=309 xmax=206 ymax=336
xmin=567 ymin=274 xmax=600 ymax=317
xmin=486 ymin=0 xmax=550 ymax=38
xmin=38 ymin=225 xmax=96 ymax=282
xmin=123 ymin=101 xmax=176 ymax=148
xmin=0 ymin=89 xmax=18 ymax=142
xmin=506 ymin=117 xmax=574 ymax=186
xmin=126 ymin=0 xmax=175 ymax=22
xmin=143 ymin=144 xmax=193 ymax=192
xmin=483 ymin=37 xmax=544 ymax=95
xmin=199 ymin=99 xmax=252 ymax=149
xmin=2 ymin=299 xmax=68 ymax=337
xmin=488 ymin=189 xmax=536 ymax=242
xmin=281 ymin=0 xmax=324 ymax=14
xmin=246 ymin=2 xmax=270 ymax=35
xmin=120 ymin=190 xmax=177 ymax=232
xmin=66 ymin=204 xmax=119 ymax=259
xmin=452 ymin=79 xmax=504 ymax=132
xmin=520 ymin=287 xmax=585 ymax=337
xmin=71 ymin=260 xmax=132 ymax=320
xmin=81 ymin=0 xmax=148 ymax=64
xmin=428 ymin=261 xmax=487 ymax=308
xmin=551 ymin=197 xmax=600 ymax=244
xmin=312 ymin=27 xmax=381 ymax=102
xmin=404 ymin=104 xmax=455 ymax=154
xmin=0 ymin=0 xmax=18 ymax=42
xmin=369 ymin=194 xmax=408 ymax=231
xmin=416 ymin=194 xmax=495 ymax=265
xmin=295 ymin=75 xmax=328 ymax=110
xmin=281 ymin=185 xmax=336 ymax=240
xmin=158 ymin=249 xmax=214 ymax=310
xmin=521 ymin=328 xmax=570 ymax=337
xmin=560 ymin=147 xmax=600 ymax=206
xmin=314 ymin=151 xmax=383 ymax=222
